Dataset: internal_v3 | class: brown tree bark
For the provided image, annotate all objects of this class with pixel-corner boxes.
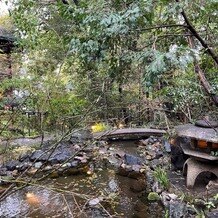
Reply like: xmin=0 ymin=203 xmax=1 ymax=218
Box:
xmin=176 ymin=0 xmax=218 ymax=106
xmin=188 ymin=36 xmax=218 ymax=106
xmin=176 ymin=0 xmax=218 ymax=66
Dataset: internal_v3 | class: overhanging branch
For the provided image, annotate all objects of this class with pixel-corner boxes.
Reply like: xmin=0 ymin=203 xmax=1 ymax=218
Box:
xmin=188 ymin=35 xmax=218 ymax=106
xmin=176 ymin=0 xmax=218 ymax=66
xmin=136 ymin=24 xmax=187 ymax=32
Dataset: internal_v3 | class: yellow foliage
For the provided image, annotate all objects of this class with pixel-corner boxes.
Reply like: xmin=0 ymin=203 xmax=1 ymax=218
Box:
xmin=0 ymin=14 xmax=13 ymax=31
xmin=12 ymin=146 xmax=35 ymax=159
xmin=91 ymin=123 xmax=108 ymax=133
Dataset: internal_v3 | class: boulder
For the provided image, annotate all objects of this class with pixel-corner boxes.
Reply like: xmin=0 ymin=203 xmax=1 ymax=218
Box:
xmin=108 ymin=179 xmax=119 ymax=192
xmin=150 ymin=159 xmax=160 ymax=170
xmin=44 ymin=165 xmax=52 ymax=171
xmin=48 ymin=156 xmax=59 ymax=165
xmin=161 ymin=192 xmax=188 ymax=218
xmin=152 ymin=181 xmax=163 ymax=194
xmin=124 ymin=154 xmax=142 ymax=165
xmin=5 ymin=160 xmax=20 ymax=171
xmin=53 ymin=153 xmax=70 ymax=163
xmin=30 ymin=150 xmax=47 ymax=162
xmin=19 ymin=153 xmax=30 ymax=162
xmin=70 ymin=130 xmax=92 ymax=144
xmin=19 ymin=162 xmax=31 ymax=171
xmin=169 ymin=200 xmax=187 ymax=218
xmin=70 ymin=160 xmax=79 ymax=167
xmin=0 ymin=167 xmax=7 ymax=176
xmin=61 ymin=163 xmax=71 ymax=168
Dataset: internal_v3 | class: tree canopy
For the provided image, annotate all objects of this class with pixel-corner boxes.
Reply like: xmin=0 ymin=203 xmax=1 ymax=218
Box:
xmin=1 ymin=0 xmax=217 ymax=131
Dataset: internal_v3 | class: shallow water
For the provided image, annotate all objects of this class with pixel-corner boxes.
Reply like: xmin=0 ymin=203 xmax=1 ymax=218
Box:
xmin=109 ymin=140 xmax=140 ymax=156
xmin=0 ymin=140 xmax=163 ymax=218
xmin=0 ymin=170 xmax=150 ymax=217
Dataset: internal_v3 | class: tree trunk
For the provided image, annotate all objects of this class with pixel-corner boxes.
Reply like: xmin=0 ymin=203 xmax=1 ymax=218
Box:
xmin=187 ymin=35 xmax=218 ymax=106
xmin=176 ymin=0 xmax=218 ymax=66
xmin=176 ymin=0 xmax=218 ymax=106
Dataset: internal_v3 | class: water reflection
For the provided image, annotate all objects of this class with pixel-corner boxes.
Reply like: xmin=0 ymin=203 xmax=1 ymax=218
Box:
xmin=0 ymin=186 xmax=69 ymax=217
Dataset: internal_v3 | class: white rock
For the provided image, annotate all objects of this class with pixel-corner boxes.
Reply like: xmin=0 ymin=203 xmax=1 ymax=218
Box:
xmin=168 ymin=193 xmax=178 ymax=200
xmin=34 ymin=162 xmax=42 ymax=169
xmin=88 ymin=197 xmax=103 ymax=206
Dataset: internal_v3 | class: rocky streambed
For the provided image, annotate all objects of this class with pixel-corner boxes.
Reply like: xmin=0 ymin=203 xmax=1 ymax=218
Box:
xmin=0 ymin=132 xmax=217 ymax=217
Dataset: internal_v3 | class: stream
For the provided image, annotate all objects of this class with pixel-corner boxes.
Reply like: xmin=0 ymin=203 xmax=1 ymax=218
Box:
xmin=2 ymin=135 xmax=216 ymax=218
xmin=0 ymin=140 xmax=164 ymax=218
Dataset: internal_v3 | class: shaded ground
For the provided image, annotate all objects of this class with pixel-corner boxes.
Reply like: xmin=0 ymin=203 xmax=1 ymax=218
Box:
xmin=170 ymin=171 xmax=208 ymax=197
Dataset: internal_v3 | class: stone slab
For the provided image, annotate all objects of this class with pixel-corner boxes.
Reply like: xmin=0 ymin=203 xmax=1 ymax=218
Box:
xmin=93 ymin=128 xmax=166 ymax=140
xmin=175 ymin=124 xmax=218 ymax=143
xmin=181 ymin=143 xmax=218 ymax=161
xmin=183 ymin=158 xmax=218 ymax=188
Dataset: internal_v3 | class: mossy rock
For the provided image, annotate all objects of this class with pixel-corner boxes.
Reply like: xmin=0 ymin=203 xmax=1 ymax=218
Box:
xmin=147 ymin=192 xmax=160 ymax=201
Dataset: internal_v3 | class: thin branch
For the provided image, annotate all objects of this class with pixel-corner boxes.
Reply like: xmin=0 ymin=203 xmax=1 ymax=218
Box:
xmin=187 ymin=35 xmax=218 ymax=106
xmin=0 ymin=178 xmax=92 ymax=199
xmin=62 ymin=194 xmax=74 ymax=218
xmin=176 ymin=0 xmax=218 ymax=66
xmin=72 ymin=193 xmax=84 ymax=215
xmin=135 ymin=24 xmax=188 ymax=32
xmin=99 ymin=202 xmax=113 ymax=217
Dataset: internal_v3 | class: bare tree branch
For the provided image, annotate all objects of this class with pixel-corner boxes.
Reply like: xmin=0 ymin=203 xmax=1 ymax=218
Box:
xmin=176 ymin=0 xmax=218 ymax=66
xmin=136 ymin=24 xmax=188 ymax=32
xmin=188 ymin=35 xmax=218 ymax=106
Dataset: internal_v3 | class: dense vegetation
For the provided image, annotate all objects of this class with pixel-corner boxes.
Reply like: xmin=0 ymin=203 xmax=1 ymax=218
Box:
xmin=1 ymin=0 xmax=218 ymax=136
xmin=0 ymin=2 xmax=217 ymax=217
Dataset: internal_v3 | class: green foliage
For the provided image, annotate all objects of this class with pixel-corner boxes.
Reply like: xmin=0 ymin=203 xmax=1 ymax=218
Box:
xmin=205 ymin=193 xmax=218 ymax=210
xmin=179 ymin=192 xmax=195 ymax=204
xmin=0 ymin=14 xmax=13 ymax=31
xmin=205 ymin=201 xmax=216 ymax=210
xmin=195 ymin=209 xmax=205 ymax=218
xmin=1 ymin=0 xmax=216 ymax=133
xmin=157 ymin=69 xmax=207 ymax=118
xmin=211 ymin=151 xmax=218 ymax=156
xmin=164 ymin=209 xmax=169 ymax=218
xmin=153 ymin=167 xmax=170 ymax=190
